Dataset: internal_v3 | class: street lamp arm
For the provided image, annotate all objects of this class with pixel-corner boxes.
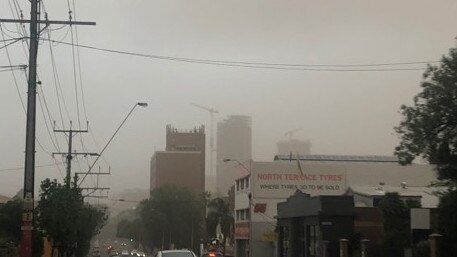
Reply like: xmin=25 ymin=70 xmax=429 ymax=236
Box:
xmin=223 ymin=158 xmax=250 ymax=173
xmin=78 ymin=102 xmax=147 ymax=186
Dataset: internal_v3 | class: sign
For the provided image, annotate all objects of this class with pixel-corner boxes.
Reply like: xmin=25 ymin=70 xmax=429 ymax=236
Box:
xmin=252 ymin=162 xmax=347 ymax=198
xmin=251 ymin=162 xmax=347 ymax=198
xmin=262 ymin=230 xmax=278 ymax=242
xmin=411 ymin=208 xmax=430 ymax=229
xmin=235 ymin=222 xmax=249 ymax=239
xmin=254 ymin=203 xmax=267 ymax=213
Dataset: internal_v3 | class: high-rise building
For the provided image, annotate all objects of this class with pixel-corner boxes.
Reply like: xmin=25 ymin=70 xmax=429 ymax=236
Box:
xmin=216 ymin=115 xmax=252 ymax=195
xmin=150 ymin=125 xmax=205 ymax=193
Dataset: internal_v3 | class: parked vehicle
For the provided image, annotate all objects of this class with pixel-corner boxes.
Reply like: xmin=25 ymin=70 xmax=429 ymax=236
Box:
xmin=201 ymin=252 xmax=223 ymax=257
xmin=92 ymin=248 xmax=101 ymax=257
xmin=154 ymin=250 xmax=197 ymax=257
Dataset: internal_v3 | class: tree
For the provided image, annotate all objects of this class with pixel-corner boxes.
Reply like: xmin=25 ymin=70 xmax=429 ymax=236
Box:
xmin=395 ymin=47 xmax=457 ymax=256
xmin=117 ymin=218 xmax=143 ymax=247
xmin=135 ymin=185 xmax=206 ymax=252
xmin=206 ymin=198 xmax=234 ymax=256
xmin=36 ymin=178 xmax=107 ymax=257
xmin=379 ymin=193 xmax=409 ymax=257
xmin=0 ymin=200 xmax=43 ymax=257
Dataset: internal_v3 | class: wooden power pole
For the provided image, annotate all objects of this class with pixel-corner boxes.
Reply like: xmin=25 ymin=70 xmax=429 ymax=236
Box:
xmin=1 ymin=1 xmax=95 ymax=256
xmin=53 ymin=122 xmax=99 ymax=186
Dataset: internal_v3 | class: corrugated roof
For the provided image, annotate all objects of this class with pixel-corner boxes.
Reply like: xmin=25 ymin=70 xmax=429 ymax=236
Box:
xmin=274 ymin=154 xmax=399 ymax=163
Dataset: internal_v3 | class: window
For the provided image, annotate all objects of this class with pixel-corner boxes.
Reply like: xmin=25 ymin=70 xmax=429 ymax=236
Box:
xmin=236 ymin=181 xmax=240 ymax=191
xmin=236 ymin=210 xmax=240 ymax=221
xmin=246 ymin=208 xmax=250 ymax=220
xmin=240 ymin=210 xmax=245 ymax=220
xmin=245 ymin=178 xmax=249 ymax=188
xmin=241 ymin=179 xmax=245 ymax=190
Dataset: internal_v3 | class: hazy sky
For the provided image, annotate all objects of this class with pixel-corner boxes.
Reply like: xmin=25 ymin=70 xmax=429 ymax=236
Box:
xmin=1 ymin=0 xmax=457 ymax=196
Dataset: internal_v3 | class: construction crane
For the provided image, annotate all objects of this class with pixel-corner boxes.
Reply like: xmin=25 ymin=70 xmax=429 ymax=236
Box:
xmin=191 ymin=103 xmax=219 ymax=177
xmin=284 ymin=128 xmax=303 ymax=141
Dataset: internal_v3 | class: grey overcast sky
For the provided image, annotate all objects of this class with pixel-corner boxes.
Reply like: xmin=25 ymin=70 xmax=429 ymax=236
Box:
xmin=1 ymin=0 xmax=456 ymax=196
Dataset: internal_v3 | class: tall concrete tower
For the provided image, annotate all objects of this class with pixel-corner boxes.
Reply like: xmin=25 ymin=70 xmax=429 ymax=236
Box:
xmin=216 ymin=115 xmax=252 ymax=195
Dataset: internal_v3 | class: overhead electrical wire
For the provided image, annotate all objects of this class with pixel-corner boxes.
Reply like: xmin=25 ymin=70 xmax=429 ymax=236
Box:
xmin=46 ymin=29 xmax=72 ymax=126
xmin=72 ymin=0 xmax=89 ymax=122
xmin=0 ymin=162 xmax=65 ymax=172
xmin=0 ymin=36 xmax=22 ymax=49
xmin=40 ymin=38 xmax=436 ymax=72
xmin=1 ymin=24 xmax=26 ymax=112
xmin=66 ymin=1 xmax=92 ymax=175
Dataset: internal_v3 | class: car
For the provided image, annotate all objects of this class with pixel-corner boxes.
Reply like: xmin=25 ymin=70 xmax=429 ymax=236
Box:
xmin=137 ymin=251 xmax=146 ymax=257
xmin=131 ymin=250 xmax=138 ymax=256
xmin=201 ymin=252 xmax=223 ymax=257
xmin=121 ymin=250 xmax=130 ymax=257
xmin=109 ymin=250 xmax=119 ymax=257
xmin=154 ymin=250 xmax=197 ymax=257
xmin=92 ymin=249 xmax=101 ymax=257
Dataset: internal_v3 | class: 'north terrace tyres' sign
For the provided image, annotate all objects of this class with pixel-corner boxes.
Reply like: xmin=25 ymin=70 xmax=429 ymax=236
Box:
xmin=251 ymin=162 xmax=347 ymax=198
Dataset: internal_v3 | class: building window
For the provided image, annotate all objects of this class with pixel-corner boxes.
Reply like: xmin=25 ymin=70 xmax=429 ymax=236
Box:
xmin=236 ymin=181 xmax=240 ymax=191
xmin=240 ymin=210 xmax=245 ymax=221
xmin=241 ymin=179 xmax=245 ymax=190
xmin=246 ymin=208 xmax=250 ymax=220
xmin=246 ymin=178 xmax=249 ymax=188
xmin=236 ymin=210 xmax=240 ymax=221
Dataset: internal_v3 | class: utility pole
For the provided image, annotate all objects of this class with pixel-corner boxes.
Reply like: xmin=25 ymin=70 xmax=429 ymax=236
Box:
xmin=53 ymin=121 xmax=99 ymax=186
xmin=77 ymin=166 xmax=111 ymax=201
xmin=1 ymin=3 xmax=95 ymax=256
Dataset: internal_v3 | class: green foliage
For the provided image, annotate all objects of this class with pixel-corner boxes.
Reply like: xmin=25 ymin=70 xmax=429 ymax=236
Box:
xmin=132 ymin=185 xmax=206 ymax=252
xmin=0 ymin=200 xmax=22 ymax=245
xmin=413 ymin=240 xmax=430 ymax=257
xmin=37 ymin=178 xmax=107 ymax=257
xmin=0 ymin=200 xmax=43 ymax=257
xmin=395 ymin=47 xmax=457 ymax=186
xmin=116 ymin=218 xmax=142 ymax=243
xmin=394 ymin=47 xmax=457 ymax=256
xmin=379 ymin=193 xmax=409 ymax=257
xmin=206 ymin=197 xmax=234 ymax=256
xmin=437 ymin=189 xmax=457 ymax=256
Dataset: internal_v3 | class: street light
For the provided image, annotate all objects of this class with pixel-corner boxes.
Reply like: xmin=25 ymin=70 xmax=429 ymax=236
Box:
xmin=223 ymin=159 xmax=250 ymax=174
xmin=79 ymin=102 xmax=148 ymax=186
xmin=223 ymin=159 xmax=253 ymax=257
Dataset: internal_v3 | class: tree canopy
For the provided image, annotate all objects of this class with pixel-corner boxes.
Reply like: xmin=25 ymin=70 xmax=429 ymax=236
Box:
xmin=395 ymin=47 xmax=457 ymax=187
xmin=206 ymin=197 xmax=234 ymax=256
xmin=0 ymin=200 xmax=43 ymax=257
xmin=37 ymin=178 xmax=107 ymax=257
xmin=117 ymin=185 xmax=207 ymax=253
xmin=395 ymin=47 xmax=457 ymax=255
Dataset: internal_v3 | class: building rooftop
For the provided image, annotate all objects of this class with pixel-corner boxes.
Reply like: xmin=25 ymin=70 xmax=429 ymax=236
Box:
xmin=166 ymin=124 xmax=205 ymax=134
xmin=0 ymin=195 xmax=11 ymax=204
xmin=347 ymin=185 xmax=440 ymax=208
xmin=274 ymin=154 xmax=399 ymax=163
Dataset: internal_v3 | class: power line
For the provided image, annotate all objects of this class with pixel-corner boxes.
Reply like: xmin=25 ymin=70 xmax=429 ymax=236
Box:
xmin=0 ymin=162 xmax=64 ymax=172
xmin=46 ymin=29 xmax=72 ymax=126
xmin=0 ymin=37 xmax=22 ymax=50
xmin=40 ymin=38 xmax=435 ymax=72
xmin=1 ymin=24 xmax=26 ymax=112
